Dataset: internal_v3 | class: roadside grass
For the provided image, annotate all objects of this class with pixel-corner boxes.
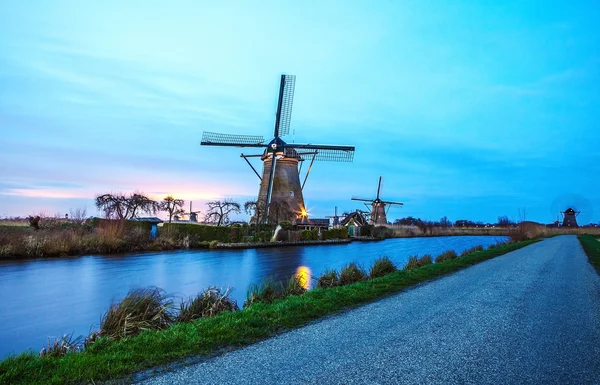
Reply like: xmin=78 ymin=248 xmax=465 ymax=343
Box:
xmin=0 ymin=239 xmax=538 ymax=385
xmin=578 ymin=234 xmax=600 ymax=273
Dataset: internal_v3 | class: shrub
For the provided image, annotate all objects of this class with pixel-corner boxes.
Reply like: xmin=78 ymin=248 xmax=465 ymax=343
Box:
xmin=317 ymin=269 xmax=340 ymax=289
xmin=369 ymin=257 xmax=397 ymax=278
xmin=435 ymin=250 xmax=458 ymax=263
xmin=404 ymin=255 xmax=420 ymax=270
xmin=243 ymin=278 xmax=286 ymax=308
xmin=209 ymin=240 xmax=219 ymax=249
xmin=177 ymin=287 xmax=238 ymax=323
xmin=339 ymin=263 xmax=367 ymax=285
xmin=39 ymin=334 xmax=82 ymax=358
xmin=286 ymin=275 xmax=307 ymax=296
xmin=417 ymin=254 xmax=433 ymax=267
xmin=300 ymin=230 xmax=318 ymax=241
xmin=100 ymin=287 xmax=174 ymax=340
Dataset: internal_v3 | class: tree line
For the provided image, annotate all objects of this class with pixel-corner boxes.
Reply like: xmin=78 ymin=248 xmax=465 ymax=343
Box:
xmin=393 ymin=215 xmax=518 ymax=228
xmin=94 ymin=193 xmax=297 ymax=225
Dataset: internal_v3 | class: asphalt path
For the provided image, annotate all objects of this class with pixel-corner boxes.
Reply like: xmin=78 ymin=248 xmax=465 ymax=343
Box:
xmin=136 ymin=235 xmax=600 ymax=385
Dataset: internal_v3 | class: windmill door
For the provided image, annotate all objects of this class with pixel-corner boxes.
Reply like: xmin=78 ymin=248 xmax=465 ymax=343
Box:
xmin=348 ymin=225 xmax=355 ymax=236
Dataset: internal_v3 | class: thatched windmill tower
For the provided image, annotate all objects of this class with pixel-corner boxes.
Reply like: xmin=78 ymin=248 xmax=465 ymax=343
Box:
xmin=561 ymin=208 xmax=580 ymax=227
xmin=201 ymin=75 xmax=355 ymax=223
xmin=351 ymin=176 xmax=403 ymax=225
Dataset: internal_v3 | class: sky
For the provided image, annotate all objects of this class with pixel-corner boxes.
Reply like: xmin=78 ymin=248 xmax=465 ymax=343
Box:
xmin=0 ymin=0 xmax=599 ymax=224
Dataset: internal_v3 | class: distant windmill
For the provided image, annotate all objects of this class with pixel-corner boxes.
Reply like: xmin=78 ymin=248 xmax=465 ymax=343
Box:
xmin=186 ymin=201 xmax=201 ymax=223
xmin=351 ymin=176 xmax=403 ymax=225
xmin=326 ymin=206 xmax=340 ymax=228
xmin=551 ymin=193 xmax=593 ymax=228
xmin=201 ymin=74 xmax=355 ymax=223
xmin=561 ymin=208 xmax=580 ymax=228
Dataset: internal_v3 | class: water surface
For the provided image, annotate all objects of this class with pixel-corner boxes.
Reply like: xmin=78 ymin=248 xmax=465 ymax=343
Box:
xmin=0 ymin=235 xmax=506 ymax=358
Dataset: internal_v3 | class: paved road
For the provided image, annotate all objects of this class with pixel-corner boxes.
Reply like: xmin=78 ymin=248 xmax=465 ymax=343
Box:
xmin=136 ymin=236 xmax=600 ymax=385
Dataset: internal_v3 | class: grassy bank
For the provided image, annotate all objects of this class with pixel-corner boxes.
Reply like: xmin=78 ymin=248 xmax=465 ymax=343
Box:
xmin=0 ymin=239 xmax=538 ymax=385
xmin=578 ymin=234 xmax=600 ymax=273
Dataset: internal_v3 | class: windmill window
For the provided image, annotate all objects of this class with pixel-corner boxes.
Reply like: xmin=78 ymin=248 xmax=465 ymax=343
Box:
xmin=290 ymin=191 xmax=294 ymax=197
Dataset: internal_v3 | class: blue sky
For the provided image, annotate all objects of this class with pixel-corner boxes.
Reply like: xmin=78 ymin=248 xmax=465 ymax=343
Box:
xmin=0 ymin=1 xmax=598 ymax=224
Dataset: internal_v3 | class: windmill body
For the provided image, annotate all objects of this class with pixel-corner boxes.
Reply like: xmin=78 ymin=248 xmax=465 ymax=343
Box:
xmin=561 ymin=207 xmax=580 ymax=227
xmin=257 ymin=149 xmax=305 ymax=215
xmin=200 ymin=75 xmax=355 ymax=223
xmin=352 ymin=176 xmax=403 ymax=225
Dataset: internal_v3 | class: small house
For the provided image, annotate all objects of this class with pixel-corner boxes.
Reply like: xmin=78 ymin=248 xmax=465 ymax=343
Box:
xmin=131 ymin=217 xmax=163 ymax=239
xmin=340 ymin=211 xmax=367 ymax=237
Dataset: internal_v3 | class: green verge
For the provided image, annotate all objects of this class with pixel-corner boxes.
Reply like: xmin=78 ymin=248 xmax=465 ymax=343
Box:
xmin=578 ymin=234 xmax=600 ymax=273
xmin=0 ymin=239 xmax=538 ymax=385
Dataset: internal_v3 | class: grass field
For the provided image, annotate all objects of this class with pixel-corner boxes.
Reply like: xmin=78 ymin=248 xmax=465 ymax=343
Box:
xmin=0 ymin=239 xmax=537 ymax=385
xmin=578 ymin=234 xmax=600 ymax=273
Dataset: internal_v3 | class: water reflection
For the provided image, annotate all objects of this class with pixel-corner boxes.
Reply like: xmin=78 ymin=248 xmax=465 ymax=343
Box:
xmin=296 ymin=266 xmax=311 ymax=290
xmin=0 ymin=235 xmax=507 ymax=358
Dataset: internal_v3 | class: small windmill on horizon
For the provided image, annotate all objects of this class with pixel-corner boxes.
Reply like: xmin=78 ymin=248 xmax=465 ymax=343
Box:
xmin=352 ymin=176 xmax=403 ymax=225
xmin=200 ymin=74 xmax=355 ymax=223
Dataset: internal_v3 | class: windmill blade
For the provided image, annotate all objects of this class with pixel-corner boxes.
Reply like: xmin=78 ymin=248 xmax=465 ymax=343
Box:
xmin=380 ymin=200 xmax=404 ymax=206
xmin=376 ymin=176 xmax=382 ymax=200
xmin=287 ymin=144 xmax=355 ymax=162
xmin=351 ymin=197 xmax=374 ymax=202
xmin=273 ymin=74 xmax=296 ymax=138
xmin=201 ymin=131 xmax=266 ymax=147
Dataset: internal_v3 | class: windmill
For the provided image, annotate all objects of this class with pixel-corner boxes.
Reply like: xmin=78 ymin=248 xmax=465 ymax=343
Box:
xmin=184 ymin=201 xmax=201 ymax=223
xmin=560 ymin=208 xmax=580 ymax=227
xmin=351 ymin=176 xmax=403 ymax=225
xmin=201 ymin=74 xmax=355 ymax=223
xmin=326 ymin=206 xmax=340 ymax=228
xmin=550 ymin=193 xmax=593 ymax=228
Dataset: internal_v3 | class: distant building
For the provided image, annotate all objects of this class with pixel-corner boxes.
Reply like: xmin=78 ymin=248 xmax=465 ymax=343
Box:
xmin=340 ymin=211 xmax=367 ymax=237
xmin=295 ymin=218 xmax=330 ymax=232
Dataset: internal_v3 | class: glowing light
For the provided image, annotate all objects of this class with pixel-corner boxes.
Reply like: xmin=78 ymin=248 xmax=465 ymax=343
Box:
xmin=296 ymin=266 xmax=311 ymax=290
xmin=299 ymin=207 xmax=309 ymax=218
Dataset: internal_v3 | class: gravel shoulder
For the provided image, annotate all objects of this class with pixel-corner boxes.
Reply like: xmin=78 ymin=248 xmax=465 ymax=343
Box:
xmin=136 ymin=235 xmax=600 ymax=385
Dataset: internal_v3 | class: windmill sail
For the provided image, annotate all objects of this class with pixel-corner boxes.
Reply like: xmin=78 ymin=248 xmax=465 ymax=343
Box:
xmin=201 ymin=132 xmax=265 ymax=147
xmin=274 ymin=75 xmax=296 ymax=137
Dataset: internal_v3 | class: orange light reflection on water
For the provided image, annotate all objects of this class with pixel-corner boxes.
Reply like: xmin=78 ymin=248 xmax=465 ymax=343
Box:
xmin=295 ymin=266 xmax=311 ymax=290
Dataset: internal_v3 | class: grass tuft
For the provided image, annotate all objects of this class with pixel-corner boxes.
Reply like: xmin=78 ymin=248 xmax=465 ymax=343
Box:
xmin=434 ymin=250 xmax=457 ymax=263
xmin=404 ymin=255 xmax=420 ymax=270
xmin=369 ymin=256 xmax=397 ymax=278
xmin=339 ymin=262 xmax=367 ymax=285
xmin=286 ymin=275 xmax=307 ymax=296
xmin=317 ymin=269 xmax=340 ymax=289
xmin=460 ymin=245 xmax=484 ymax=256
xmin=39 ymin=334 xmax=82 ymax=358
xmin=417 ymin=254 xmax=433 ymax=267
xmin=100 ymin=287 xmax=175 ymax=340
xmin=178 ymin=287 xmax=238 ymax=323
xmin=243 ymin=278 xmax=286 ymax=308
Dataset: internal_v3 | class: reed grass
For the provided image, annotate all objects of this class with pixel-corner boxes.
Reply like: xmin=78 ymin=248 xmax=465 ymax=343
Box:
xmin=100 ymin=287 xmax=175 ymax=340
xmin=178 ymin=287 xmax=238 ymax=323
xmin=339 ymin=262 xmax=367 ymax=285
xmin=369 ymin=256 xmax=397 ymax=278
xmin=317 ymin=269 xmax=340 ymax=289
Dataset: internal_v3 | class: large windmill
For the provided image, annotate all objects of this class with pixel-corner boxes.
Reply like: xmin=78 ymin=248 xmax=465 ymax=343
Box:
xmin=201 ymin=74 xmax=355 ymax=223
xmin=352 ymin=176 xmax=403 ymax=225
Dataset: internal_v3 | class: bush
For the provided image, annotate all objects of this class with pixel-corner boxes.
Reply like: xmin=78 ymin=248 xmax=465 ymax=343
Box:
xmin=322 ymin=228 xmax=349 ymax=240
xmin=100 ymin=287 xmax=174 ymax=340
xmin=404 ymin=255 xmax=420 ymax=270
xmin=339 ymin=263 xmax=367 ymax=285
xmin=417 ymin=254 xmax=433 ymax=267
xmin=372 ymin=226 xmax=392 ymax=240
xmin=300 ymin=230 xmax=318 ymax=241
xmin=435 ymin=250 xmax=458 ymax=263
xmin=360 ymin=224 xmax=374 ymax=237
xmin=317 ymin=269 xmax=340 ymax=289
xmin=177 ymin=287 xmax=238 ymax=323
xmin=369 ymin=257 xmax=397 ymax=278
xmin=209 ymin=240 xmax=219 ymax=249
xmin=244 ymin=278 xmax=286 ymax=308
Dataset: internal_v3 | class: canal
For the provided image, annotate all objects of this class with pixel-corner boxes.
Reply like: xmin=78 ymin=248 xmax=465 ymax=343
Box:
xmin=0 ymin=235 xmax=507 ymax=358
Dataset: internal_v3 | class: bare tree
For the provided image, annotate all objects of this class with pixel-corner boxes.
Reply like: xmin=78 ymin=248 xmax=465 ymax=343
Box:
xmin=95 ymin=192 xmax=159 ymax=219
xmin=267 ymin=200 xmax=294 ymax=224
xmin=439 ymin=216 xmax=452 ymax=228
xmin=518 ymin=208 xmax=527 ymax=223
xmin=205 ymin=199 xmax=241 ymax=226
xmin=244 ymin=200 xmax=265 ymax=224
xmin=69 ymin=208 xmax=88 ymax=224
xmin=161 ymin=195 xmax=185 ymax=223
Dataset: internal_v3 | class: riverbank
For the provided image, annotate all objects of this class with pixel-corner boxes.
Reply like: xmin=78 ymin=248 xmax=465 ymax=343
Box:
xmin=0 ymin=239 xmax=537 ymax=385
xmin=578 ymin=234 xmax=600 ymax=273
